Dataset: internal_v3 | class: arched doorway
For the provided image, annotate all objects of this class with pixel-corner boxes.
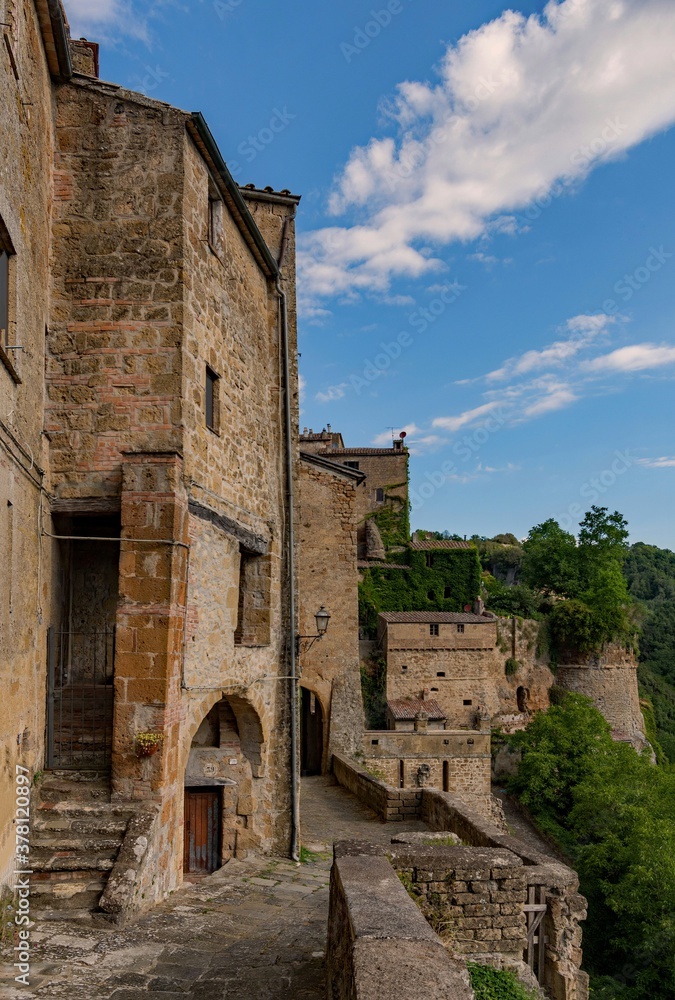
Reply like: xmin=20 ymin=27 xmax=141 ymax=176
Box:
xmin=183 ymin=695 xmax=262 ymax=874
xmin=300 ymin=686 xmax=324 ymax=776
xmin=517 ymin=686 xmax=530 ymax=713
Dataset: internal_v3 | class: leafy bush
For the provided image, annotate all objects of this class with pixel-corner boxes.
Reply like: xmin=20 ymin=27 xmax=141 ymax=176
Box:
xmin=468 ymin=963 xmax=539 ymax=1000
xmin=505 ymin=657 xmax=520 ymax=676
xmin=508 ymin=694 xmax=675 ymax=1000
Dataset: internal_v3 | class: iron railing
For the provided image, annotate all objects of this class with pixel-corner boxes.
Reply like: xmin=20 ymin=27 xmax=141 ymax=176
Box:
xmin=46 ymin=626 xmax=115 ymax=770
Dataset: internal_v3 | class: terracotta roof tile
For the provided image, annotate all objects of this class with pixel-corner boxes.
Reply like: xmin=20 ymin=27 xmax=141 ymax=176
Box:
xmin=409 ymin=539 xmax=472 ymax=550
xmin=379 ymin=611 xmax=496 ymax=624
xmin=387 ymin=698 xmax=447 ymax=721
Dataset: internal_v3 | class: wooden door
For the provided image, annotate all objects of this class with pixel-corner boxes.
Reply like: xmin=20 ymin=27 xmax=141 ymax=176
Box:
xmin=183 ymin=788 xmax=221 ymax=874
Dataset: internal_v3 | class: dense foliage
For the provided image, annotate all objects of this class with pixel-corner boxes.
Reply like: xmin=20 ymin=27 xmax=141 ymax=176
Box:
xmin=468 ymin=963 xmax=538 ymax=1000
xmin=521 ymin=508 xmax=634 ymax=657
xmin=358 ymin=547 xmax=482 ymax=638
xmin=509 ymin=694 xmax=675 ymax=1000
xmin=624 ymin=542 xmax=675 ymax=761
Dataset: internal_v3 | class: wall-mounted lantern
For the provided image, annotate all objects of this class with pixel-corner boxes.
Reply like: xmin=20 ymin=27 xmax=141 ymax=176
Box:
xmin=296 ymin=605 xmax=331 ymax=655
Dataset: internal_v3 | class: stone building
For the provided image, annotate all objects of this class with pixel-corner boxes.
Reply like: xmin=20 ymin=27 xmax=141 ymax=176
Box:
xmin=299 ymin=428 xmax=409 ymax=557
xmin=0 ymin=0 xmax=303 ymax=917
xmin=296 ymin=451 xmax=366 ymax=772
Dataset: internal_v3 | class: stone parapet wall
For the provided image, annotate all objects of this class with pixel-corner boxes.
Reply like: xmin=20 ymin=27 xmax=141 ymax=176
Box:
xmin=326 ymin=847 xmax=473 ymax=1000
xmin=332 ymin=753 xmax=420 ymax=821
xmin=387 ymin=844 xmax=528 ymax=960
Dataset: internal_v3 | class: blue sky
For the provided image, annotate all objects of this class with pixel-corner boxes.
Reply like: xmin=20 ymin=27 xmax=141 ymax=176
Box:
xmin=65 ymin=0 xmax=675 ymax=547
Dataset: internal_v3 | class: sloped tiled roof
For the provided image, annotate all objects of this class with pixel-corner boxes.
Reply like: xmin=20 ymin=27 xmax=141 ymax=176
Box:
xmin=357 ymin=560 xmax=410 ymax=570
xmin=318 ymin=447 xmax=406 ymax=456
xmin=379 ymin=611 xmax=495 ymax=624
xmin=387 ymin=698 xmax=447 ymax=721
xmin=409 ymin=539 xmax=472 ymax=550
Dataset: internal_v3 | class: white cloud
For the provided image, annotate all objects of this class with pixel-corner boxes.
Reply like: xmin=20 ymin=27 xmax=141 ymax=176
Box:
xmin=487 ymin=313 xmax=616 ymax=381
xmin=637 ymin=457 xmax=675 ymax=469
xmin=64 ymin=0 xmax=150 ymax=42
xmin=583 ymin=343 xmax=675 ymax=373
xmin=432 ymin=401 xmax=502 ymax=432
xmin=522 ymin=384 xmax=577 ymax=417
xmin=300 ymin=0 xmax=675 ymax=303
xmin=315 ymin=383 xmax=348 ymax=403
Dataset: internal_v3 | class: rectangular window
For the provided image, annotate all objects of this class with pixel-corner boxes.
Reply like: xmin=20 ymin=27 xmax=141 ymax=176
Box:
xmin=437 ymin=671 xmax=445 ymax=677
xmin=344 ymin=460 xmax=360 ymax=470
xmin=205 ymin=366 xmax=219 ymax=432
xmin=457 ymin=623 xmax=465 ymax=634
xmin=429 ymin=623 xmax=439 ymax=636
xmin=425 ymin=553 xmax=434 ymax=568
xmin=375 ymin=487 xmax=384 ymax=503
xmin=0 ymin=251 xmax=8 ymax=344
xmin=463 ymin=699 xmax=472 ymax=706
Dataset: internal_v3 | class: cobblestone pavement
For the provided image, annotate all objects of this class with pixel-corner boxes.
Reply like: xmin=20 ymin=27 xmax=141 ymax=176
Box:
xmin=0 ymin=777 xmax=428 ymax=999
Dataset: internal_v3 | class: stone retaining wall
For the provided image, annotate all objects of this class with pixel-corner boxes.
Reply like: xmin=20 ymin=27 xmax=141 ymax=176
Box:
xmin=332 ymin=752 xmax=421 ymax=821
xmin=330 ymin=754 xmax=588 ymax=1000
xmin=327 ymin=846 xmax=473 ymax=1000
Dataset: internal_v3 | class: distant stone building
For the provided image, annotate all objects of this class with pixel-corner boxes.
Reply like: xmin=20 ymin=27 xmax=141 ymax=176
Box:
xmin=299 ymin=428 xmax=409 ymax=557
xmin=0 ymin=0 xmax=303 ymax=918
xmin=297 ymin=451 xmax=366 ymax=772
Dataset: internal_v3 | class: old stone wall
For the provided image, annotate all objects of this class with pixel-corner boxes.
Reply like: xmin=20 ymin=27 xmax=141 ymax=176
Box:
xmin=326 ymin=849 xmax=473 ymax=1000
xmin=46 ymin=80 xmax=187 ymax=498
xmin=386 ymin=647 xmax=496 ymax=728
xmin=556 ymin=658 xmax=646 ymax=748
xmin=0 ymin=0 xmax=56 ymax=887
xmin=297 ymin=457 xmax=365 ymax=763
xmin=332 ymin=752 xmax=421 ymax=821
xmin=420 ymin=790 xmax=589 ymax=1000
xmin=389 ymin=845 xmax=528 ymax=962
xmin=362 ymin=731 xmax=491 ymax=814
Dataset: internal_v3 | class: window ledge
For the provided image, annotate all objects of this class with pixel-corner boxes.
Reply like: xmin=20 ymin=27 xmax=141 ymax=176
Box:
xmin=0 ymin=343 xmax=21 ymax=383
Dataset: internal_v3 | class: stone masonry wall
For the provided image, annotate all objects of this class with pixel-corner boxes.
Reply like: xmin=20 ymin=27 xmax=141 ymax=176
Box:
xmin=298 ymin=458 xmax=365 ymax=763
xmin=0 ymin=0 xmax=55 ymax=888
xmin=46 ymin=80 xmax=187 ymax=498
xmin=362 ymin=731 xmax=491 ymax=815
xmin=389 ymin=845 xmax=528 ymax=962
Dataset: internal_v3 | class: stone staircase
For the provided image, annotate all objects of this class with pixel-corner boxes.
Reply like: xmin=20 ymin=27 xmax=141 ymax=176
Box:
xmin=30 ymin=771 xmax=136 ymax=922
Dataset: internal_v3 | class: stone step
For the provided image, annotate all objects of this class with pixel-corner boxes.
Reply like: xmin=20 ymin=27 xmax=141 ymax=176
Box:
xmin=32 ymin=814 xmax=130 ymax=836
xmin=30 ymin=846 xmax=118 ymax=873
xmin=38 ymin=778 xmax=111 ymax=804
xmin=34 ymin=800 xmax=133 ymax=818
xmin=30 ymin=834 xmax=123 ymax=852
xmin=43 ymin=770 xmax=111 ymax=782
xmin=30 ymin=872 xmax=107 ymax=913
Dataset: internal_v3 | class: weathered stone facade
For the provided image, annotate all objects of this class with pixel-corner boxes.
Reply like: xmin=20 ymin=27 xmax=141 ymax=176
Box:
xmin=298 ymin=431 xmax=409 ymax=557
xmin=0 ymin=0 xmax=62 ymax=889
xmin=0 ymin=0 xmax=301 ymax=910
xmin=297 ymin=453 xmax=366 ymax=767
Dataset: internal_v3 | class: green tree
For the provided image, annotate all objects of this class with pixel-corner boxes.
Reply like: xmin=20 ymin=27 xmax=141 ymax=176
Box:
xmin=521 ymin=519 xmax=579 ymax=597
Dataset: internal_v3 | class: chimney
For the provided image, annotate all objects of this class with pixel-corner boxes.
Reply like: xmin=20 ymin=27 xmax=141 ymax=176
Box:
xmin=70 ymin=38 xmax=99 ymax=77
xmin=474 ymin=597 xmax=485 ymax=616
xmin=327 ymin=423 xmax=332 ymax=433
xmin=421 ymin=688 xmax=430 ymax=701
xmin=393 ymin=438 xmax=403 ymax=452
xmin=303 ymin=427 xmax=308 ymax=435
xmin=414 ymin=711 xmax=429 ymax=734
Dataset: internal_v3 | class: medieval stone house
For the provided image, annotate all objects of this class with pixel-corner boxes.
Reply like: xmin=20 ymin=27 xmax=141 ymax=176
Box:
xmin=0 ymin=0 xmax=306 ymax=917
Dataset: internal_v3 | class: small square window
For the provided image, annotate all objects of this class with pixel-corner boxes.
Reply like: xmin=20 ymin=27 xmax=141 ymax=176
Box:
xmin=401 ymin=665 xmax=408 ymax=672
xmin=429 ymin=623 xmax=439 ymax=636
xmin=457 ymin=623 xmax=465 ymax=633
xmin=205 ymin=366 xmax=219 ymax=432
xmin=344 ymin=460 xmax=360 ymax=470
xmin=463 ymin=699 xmax=472 ymax=706
xmin=437 ymin=671 xmax=445 ymax=678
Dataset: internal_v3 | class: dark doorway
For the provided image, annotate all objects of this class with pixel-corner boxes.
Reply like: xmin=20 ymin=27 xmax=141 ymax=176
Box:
xmin=46 ymin=515 xmax=120 ymax=770
xmin=183 ymin=788 xmax=222 ymax=874
xmin=300 ymin=687 xmax=324 ymax=776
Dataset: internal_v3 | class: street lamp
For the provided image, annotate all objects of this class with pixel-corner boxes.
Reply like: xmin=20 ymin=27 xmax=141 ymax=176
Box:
xmin=296 ymin=605 xmax=331 ymax=655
